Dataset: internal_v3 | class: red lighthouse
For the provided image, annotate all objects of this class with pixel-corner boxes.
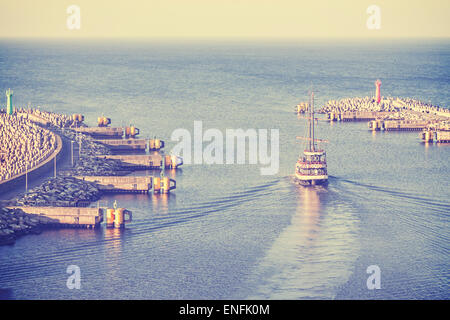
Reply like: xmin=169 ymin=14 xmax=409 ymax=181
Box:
xmin=375 ymin=79 xmax=382 ymax=104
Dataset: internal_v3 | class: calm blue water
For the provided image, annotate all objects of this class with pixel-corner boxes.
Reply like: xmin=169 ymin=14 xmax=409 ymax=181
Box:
xmin=0 ymin=39 xmax=449 ymax=299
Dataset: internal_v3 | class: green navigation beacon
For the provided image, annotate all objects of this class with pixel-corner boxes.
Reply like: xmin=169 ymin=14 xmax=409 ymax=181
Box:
xmin=6 ymin=88 xmax=13 ymax=115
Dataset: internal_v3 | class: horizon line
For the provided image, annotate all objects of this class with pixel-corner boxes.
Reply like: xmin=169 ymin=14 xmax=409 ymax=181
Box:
xmin=1 ymin=36 xmax=449 ymax=41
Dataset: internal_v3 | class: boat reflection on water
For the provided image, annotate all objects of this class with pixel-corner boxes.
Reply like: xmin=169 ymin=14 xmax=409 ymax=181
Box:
xmin=248 ymin=179 xmax=359 ymax=299
xmin=294 ymin=184 xmax=326 ymax=245
xmin=246 ymin=182 xmax=329 ymax=299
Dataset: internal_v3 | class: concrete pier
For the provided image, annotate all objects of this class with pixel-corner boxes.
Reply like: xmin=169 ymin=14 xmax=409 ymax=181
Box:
xmin=6 ymin=206 xmax=104 ymax=228
xmin=94 ymin=139 xmax=147 ymax=151
xmin=421 ymin=129 xmax=450 ymax=143
xmin=97 ymin=154 xmax=182 ymax=169
xmin=436 ymin=130 xmax=450 ymax=143
xmin=97 ymin=154 xmax=163 ymax=169
xmin=75 ymin=176 xmax=153 ymax=193
xmin=74 ymin=127 xmax=124 ymax=139
xmin=383 ymin=120 xmax=430 ymax=131
xmin=369 ymin=119 xmax=430 ymax=131
xmin=336 ymin=111 xmax=395 ymax=122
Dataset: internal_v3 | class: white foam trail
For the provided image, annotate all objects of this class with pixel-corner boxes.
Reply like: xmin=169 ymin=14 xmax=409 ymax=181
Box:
xmin=247 ymin=186 xmax=360 ymax=299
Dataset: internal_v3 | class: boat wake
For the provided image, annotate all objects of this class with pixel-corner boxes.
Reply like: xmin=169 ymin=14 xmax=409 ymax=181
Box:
xmin=0 ymin=178 xmax=283 ymax=287
xmin=243 ymin=177 xmax=360 ymax=299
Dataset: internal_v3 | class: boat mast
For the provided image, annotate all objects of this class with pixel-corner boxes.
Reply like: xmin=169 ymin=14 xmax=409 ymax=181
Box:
xmin=308 ymin=91 xmax=312 ymax=151
xmin=311 ymin=90 xmax=315 ymax=152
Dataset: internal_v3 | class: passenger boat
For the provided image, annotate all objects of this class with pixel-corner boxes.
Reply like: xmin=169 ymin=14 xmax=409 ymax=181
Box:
xmin=295 ymin=90 xmax=328 ymax=185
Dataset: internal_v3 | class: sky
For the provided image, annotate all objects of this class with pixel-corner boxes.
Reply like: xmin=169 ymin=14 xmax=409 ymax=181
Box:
xmin=0 ymin=0 xmax=449 ymax=38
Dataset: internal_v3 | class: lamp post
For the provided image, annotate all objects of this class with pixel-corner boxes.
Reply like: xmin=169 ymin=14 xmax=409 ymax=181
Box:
xmin=71 ymin=140 xmax=74 ymax=167
xmin=77 ymin=132 xmax=82 ymax=157
xmin=25 ymin=160 xmax=28 ymax=192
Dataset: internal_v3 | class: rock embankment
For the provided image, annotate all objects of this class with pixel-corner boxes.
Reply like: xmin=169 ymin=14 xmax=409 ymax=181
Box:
xmin=0 ymin=207 xmax=57 ymax=245
xmin=9 ymin=176 xmax=101 ymax=207
xmin=62 ymin=156 xmax=127 ymax=177
xmin=58 ymin=127 xmax=113 ymax=157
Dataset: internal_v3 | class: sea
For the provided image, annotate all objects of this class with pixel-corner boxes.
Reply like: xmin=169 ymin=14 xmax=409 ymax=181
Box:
xmin=0 ymin=38 xmax=448 ymax=299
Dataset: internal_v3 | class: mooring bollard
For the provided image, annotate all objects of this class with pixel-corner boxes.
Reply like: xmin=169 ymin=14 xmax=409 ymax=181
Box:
xmin=106 ymin=208 xmax=115 ymax=228
xmin=149 ymin=138 xmax=164 ymax=150
xmin=113 ymin=208 xmax=132 ymax=229
xmin=160 ymin=177 xmax=176 ymax=194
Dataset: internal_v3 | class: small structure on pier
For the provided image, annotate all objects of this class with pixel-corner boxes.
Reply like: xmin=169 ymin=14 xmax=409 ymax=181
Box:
xmin=368 ymin=120 xmax=384 ymax=131
xmin=106 ymin=201 xmax=132 ymax=229
xmin=421 ymin=129 xmax=434 ymax=142
xmin=295 ymin=102 xmax=308 ymax=114
xmin=97 ymin=116 xmax=111 ymax=127
xmin=124 ymin=126 xmax=140 ymax=138
xmin=149 ymin=138 xmax=165 ymax=151
xmin=71 ymin=114 xmax=84 ymax=127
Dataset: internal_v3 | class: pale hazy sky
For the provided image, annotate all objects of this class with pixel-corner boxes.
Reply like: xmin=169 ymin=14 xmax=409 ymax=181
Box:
xmin=0 ymin=0 xmax=449 ymax=38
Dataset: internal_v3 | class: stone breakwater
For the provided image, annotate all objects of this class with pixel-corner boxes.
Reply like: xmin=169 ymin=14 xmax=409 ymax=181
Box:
xmin=320 ymin=96 xmax=399 ymax=113
xmin=9 ymin=176 xmax=101 ymax=207
xmin=62 ymin=156 xmax=126 ymax=177
xmin=17 ymin=107 xmax=81 ymax=128
xmin=0 ymin=113 xmax=57 ymax=182
xmin=319 ymin=96 xmax=450 ymax=122
xmin=0 ymin=206 xmax=57 ymax=245
xmin=58 ymin=126 xmax=112 ymax=157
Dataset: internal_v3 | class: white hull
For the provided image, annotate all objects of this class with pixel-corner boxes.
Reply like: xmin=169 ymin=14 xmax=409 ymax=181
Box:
xmin=294 ymin=174 xmax=328 ymax=185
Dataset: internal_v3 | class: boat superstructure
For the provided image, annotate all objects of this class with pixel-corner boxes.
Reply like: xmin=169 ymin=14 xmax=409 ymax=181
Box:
xmin=295 ymin=90 xmax=328 ymax=185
